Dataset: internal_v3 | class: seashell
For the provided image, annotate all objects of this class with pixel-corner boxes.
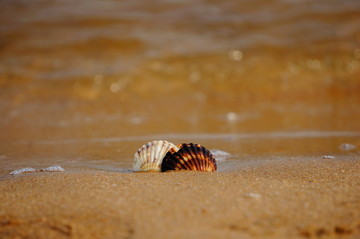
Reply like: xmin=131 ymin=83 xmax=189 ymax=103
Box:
xmin=161 ymin=143 xmax=217 ymax=172
xmin=133 ymin=140 xmax=179 ymax=172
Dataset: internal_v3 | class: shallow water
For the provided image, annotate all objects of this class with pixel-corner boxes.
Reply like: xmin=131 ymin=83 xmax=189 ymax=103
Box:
xmin=0 ymin=0 xmax=360 ymax=173
xmin=0 ymin=131 xmax=359 ymax=174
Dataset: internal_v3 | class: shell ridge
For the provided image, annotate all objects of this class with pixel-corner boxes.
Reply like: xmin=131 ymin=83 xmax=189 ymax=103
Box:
xmin=148 ymin=142 xmax=153 ymax=163
xmin=208 ymin=150 xmax=216 ymax=171
xmin=171 ymin=151 xmax=184 ymax=170
xmin=178 ymin=145 xmax=195 ymax=170
xmin=188 ymin=143 xmax=200 ymax=171
xmin=149 ymin=143 xmax=155 ymax=164
xmin=175 ymin=153 xmax=185 ymax=170
xmin=183 ymin=152 xmax=195 ymax=170
xmin=201 ymin=145 xmax=210 ymax=171
xmin=160 ymin=142 xmax=171 ymax=162
xmin=193 ymin=143 xmax=203 ymax=171
xmin=188 ymin=143 xmax=202 ymax=171
xmin=152 ymin=141 xmax=160 ymax=163
xmin=201 ymin=148 xmax=212 ymax=169
xmin=209 ymin=149 xmax=216 ymax=170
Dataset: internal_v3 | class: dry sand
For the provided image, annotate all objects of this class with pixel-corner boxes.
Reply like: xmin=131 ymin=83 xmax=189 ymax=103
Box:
xmin=0 ymin=156 xmax=359 ymax=239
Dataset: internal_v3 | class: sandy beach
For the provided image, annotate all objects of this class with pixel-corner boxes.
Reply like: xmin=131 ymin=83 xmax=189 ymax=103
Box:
xmin=1 ymin=0 xmax=360 ymax=238
xmin=1 ymin=156 xmax=359 ymax=239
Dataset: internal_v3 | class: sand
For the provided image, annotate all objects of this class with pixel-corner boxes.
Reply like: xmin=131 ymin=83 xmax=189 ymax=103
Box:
xmin=0 ymin=156 xmax=359 ymax=239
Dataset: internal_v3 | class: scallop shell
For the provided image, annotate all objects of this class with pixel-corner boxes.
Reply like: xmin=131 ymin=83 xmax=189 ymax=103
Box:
xmin=161 ymin=143 xmax=217 ymax=172
xmin=133 ymin=140 xmax=179 ymax=172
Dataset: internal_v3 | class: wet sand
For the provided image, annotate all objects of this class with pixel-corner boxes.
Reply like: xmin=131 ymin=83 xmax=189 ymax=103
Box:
xmin=1 ymin=156 xmax=359 ymax=239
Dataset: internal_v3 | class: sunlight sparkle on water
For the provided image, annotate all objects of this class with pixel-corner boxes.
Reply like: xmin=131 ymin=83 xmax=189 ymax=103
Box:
xmin=229 ymin=50 xmax=243 ymax=61
xmin=94 ymin=74 xmax=104 ymax=85
xmin=110 ymin=82 xmax=120 ymax=93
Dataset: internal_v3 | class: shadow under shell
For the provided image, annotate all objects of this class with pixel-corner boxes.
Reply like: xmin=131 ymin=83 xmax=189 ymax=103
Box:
xmin=161 ymin=143 xmax=217 ymax=172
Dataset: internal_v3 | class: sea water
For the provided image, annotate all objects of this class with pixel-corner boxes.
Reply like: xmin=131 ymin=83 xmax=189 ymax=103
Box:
xmin=0 ymin=0 xmax=359 ymax=174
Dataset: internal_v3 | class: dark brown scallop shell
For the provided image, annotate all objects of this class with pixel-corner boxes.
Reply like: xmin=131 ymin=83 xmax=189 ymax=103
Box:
xmin=161 ymin=143 xmax=217 ymax=172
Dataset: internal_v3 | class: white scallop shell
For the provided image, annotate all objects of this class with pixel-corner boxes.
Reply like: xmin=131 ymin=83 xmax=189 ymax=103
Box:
xmin=133 ymin=140 xmax=179 ymax=172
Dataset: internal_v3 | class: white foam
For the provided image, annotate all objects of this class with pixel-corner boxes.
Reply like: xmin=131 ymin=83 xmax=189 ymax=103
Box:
xmin=339 ymin=143 xmax=356 ymax=151
xmin=244 ymin=193 xmax=261 ymax=199
xmin=321 ymin=155 xmax=336 ymax=159
xmin=10 ymin=167 xmax=37 ymax=175
xmin=210 ymin=149 xmax=231 ymax=162
xmin=10 ymin=165 xmax=65 ymax=175
xmin=41 ymin=165 xmax=65 ymax=172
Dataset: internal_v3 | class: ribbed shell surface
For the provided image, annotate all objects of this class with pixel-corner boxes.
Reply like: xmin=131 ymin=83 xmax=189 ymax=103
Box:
xmin=133 ymin=140 xmax=179 ymax=172
xmin=161 ymin=143 xmax=217 ymax=172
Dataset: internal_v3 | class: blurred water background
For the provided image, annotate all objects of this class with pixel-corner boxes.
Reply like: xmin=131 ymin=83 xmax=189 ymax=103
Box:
xmin=0 ymin=0 xmax=359 ymax=172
